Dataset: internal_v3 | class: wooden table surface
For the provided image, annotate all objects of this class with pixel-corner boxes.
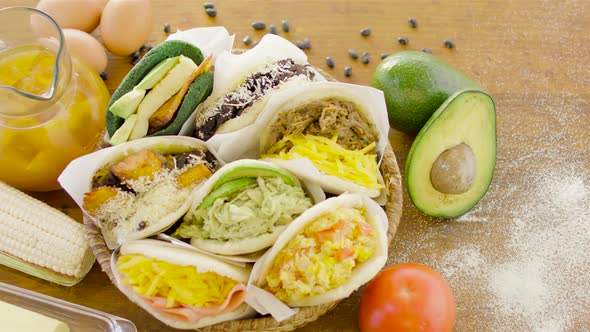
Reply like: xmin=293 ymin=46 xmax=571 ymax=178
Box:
xmin=1 ymin=1 xmax=589 ymax=331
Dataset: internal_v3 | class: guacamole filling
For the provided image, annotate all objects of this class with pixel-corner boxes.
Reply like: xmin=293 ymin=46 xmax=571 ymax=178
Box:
xmin=195 ymin=58 xmax=316 ymax=140
xmin=263 ymin=207 xmax=377 ymax=302
xmin=173 ymin=176 xmax=313 ymax=242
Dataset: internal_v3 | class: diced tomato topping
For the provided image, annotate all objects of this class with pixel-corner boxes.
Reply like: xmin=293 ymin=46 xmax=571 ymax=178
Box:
xmin=358 ymin=221 xmax=375 ymax=237
xmin=336 ymin=247 xmax=354 ymax=262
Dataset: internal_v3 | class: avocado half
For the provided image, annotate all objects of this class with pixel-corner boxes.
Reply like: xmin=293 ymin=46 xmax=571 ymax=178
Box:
xmin=405 ymin=89 xmax=496 ymax=218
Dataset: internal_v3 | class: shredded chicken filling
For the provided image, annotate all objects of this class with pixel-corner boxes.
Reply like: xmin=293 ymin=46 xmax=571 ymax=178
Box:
xmin=268 ymin=99 xmax=378 ymax=151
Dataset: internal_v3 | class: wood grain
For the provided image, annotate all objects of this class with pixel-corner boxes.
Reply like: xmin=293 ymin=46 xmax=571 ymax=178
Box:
xmin=1 ymin=0 xmax=588 ymax=331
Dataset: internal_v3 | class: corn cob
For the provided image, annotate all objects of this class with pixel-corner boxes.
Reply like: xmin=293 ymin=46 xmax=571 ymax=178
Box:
xmin=0 ymin=181 xmax=95 ymax=286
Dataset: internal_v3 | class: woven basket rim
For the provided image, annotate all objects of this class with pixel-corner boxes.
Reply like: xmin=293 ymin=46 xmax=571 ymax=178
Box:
xmin=84 ymin=65 xmax=403 ymax=332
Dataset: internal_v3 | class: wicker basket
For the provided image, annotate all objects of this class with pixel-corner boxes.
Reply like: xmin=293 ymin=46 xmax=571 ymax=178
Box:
xmin=84 ymin=65 xmax=403 ymax=331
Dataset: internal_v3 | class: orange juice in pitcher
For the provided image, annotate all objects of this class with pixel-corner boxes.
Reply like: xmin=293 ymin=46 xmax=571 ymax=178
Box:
xmin=0 ymin=7 xmax=109 ymax=191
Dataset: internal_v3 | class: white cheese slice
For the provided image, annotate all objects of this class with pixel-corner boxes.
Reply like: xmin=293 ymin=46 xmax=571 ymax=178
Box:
xmin=0 ymin=300 xmax=69 ymax=332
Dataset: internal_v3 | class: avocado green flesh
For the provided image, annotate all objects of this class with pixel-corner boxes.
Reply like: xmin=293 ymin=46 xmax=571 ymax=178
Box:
xmin=405 ymin=89 xmax=496 ymax=218
xmin=109 ymin=114 xmax=137 ymax=145
xmin=213 ymin=165 xmax=297 ymax=191
xmin=371 ymin=51 xmax=480 ymax=134
xmin=109 ymin=89 xmax=146 ymax=119
xmin=199 ymin=177 xmax=257 ymax=210
xmin=136 ymin=56 xmax=179 ymax=90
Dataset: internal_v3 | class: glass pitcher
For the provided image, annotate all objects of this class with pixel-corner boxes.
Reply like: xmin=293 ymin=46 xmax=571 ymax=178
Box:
xmin=0 ymin=7 xmax=110 ymax=191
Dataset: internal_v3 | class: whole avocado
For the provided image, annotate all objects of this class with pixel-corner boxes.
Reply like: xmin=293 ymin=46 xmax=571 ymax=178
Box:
xmin=371 ymin=51 xmax=480 ymax=134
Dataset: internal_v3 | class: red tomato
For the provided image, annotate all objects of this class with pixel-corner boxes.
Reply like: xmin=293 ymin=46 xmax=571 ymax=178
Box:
xmin=358 ymin=263 xmax=456 ymax=332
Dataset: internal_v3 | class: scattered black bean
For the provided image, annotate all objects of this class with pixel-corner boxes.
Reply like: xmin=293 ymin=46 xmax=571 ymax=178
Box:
xmin=344 ymin=66 xmax=352 ymax=77
xmin=303 ymin=37 xmax=311 ymax=49
xmin=139 ymin=44 xmax=151 ymax=53
xmin=361 ymin=52 xmax=370 ymax=64
xmin=348 ymin=48 xmax=359 ymax=59
xmin=205 ymin=7 xmax=217 ymax=17
xmin=408 ymin=18 xmax=418 ymax=28
xmin=281 ymin=19 xmax=290 ymax=32
xmin=131 ymin=50 xmax=140 ymax=58
xmin=422 ymin=47 xmax=432 ymax=54
xmin=163 ymin=23 xmax=171 ymax=34
xmin=243 ymin=35 xmax=252 ymax=45
xmin=443 ymin=39 xmax=455 ymax=48
xmin=252 ymin=21 xmax=266 ymax=30
xmin=269 ymin=24 xmax=277 ymax=34
xmin=398 ymin=36 xmax=409 ymax=45
xmin=360 ymin=27 xmax=371 ymax=37
xmin=380 ymin=53 xmax=389 ymax=59
xmin=326 ymin=56 xmax=335 ymax=68
xmin=295 ymin=40 xmax=305 ymax=50
xmin=203 ymin=2 xmax=214 ymax=9
xmin=130 ymin=54 xmax=140 ymax=65
xmin=99 ymin=71 xmax=108 ymax=80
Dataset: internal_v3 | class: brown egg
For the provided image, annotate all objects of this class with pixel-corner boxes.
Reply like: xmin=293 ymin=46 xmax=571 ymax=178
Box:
xmin=36 ymin=0 xmax=105 ymax=32
xmin=62 ymin=29 xmax=108 ymax=73
xmin=100 ymin=0 xmax=153 ymax=56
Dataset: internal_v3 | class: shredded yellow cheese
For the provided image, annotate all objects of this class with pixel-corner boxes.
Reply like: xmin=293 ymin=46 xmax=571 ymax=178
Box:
xmin=117 ymin=254 xmax=238 ymax=307
xmin=263 ymin=134 xmax=383 ymax=190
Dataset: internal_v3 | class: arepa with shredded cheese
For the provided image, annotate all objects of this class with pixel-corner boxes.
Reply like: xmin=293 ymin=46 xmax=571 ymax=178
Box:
xmin=111 ymin=239 xmax=255 ymax=329
xmin=257 ymin=82 xmax=389 ymax=199
xmin=79 ymin=136 xmax=221 ymax=249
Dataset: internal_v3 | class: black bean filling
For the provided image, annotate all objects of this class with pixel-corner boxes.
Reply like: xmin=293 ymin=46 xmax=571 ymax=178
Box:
xmin=195 ymin=59 xmax=315 ymax=140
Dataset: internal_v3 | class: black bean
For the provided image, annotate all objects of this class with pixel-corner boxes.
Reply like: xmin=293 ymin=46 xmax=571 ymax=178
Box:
xmin=205 ymin=7 xmax=217 ymax=17
xmin=380 ymin=53 xmax=389 ymax=59
xmin=130 ymin=54 xmax=140 ymax=65
xmin=443 ymin=39 xmax=455 ymax=48
xmin=131 ymin=50 xmax=140 ymax=58
xmin=295 ymin=40 xmax=305 ymax=50
xmin=303 ymin=37 xmax=311 ymax=49
xmin=344 ymin=66 xmax=352 ymax=77
xmin=252 ymin=21 xmax=266 ymax=30
xmin=361 ymin=53 xmax=370 ymax=64
xmin=326 ymin=56 xmax=335 ymax=68
xmin=269 ymin=24 xmax=277 ymax=34
xmin=348 ymin=48 xmax=359 ymax=59
xmin=243 ymin=35 xmax=252 ymax=45
xmin=203 ymin=2 xmax=214 ymax=9
xmin=422 ymin=47 xmax=432 ymax=54
xmin=252 ymin=40 xmax=259 ymax=47
xmin=281 ymin=20 xmax=290 ymax=32
xmin=99 ymin=72 xmax=108 ymax=80
xmin=139 ymin=44 xmax=150 ymax=53
xmin=163 ymin=23 xmax=171 ymax=34
xmin=408 ymin=18 xmax=418 ymax=28
xmin=360 ymin=28 xmax=371 ymax=37
xmin=398 ymin=36 xmax=409 ymax=45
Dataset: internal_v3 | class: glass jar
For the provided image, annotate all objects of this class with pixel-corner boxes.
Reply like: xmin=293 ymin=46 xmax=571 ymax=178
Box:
xmin=0 ymin=7 xmax=110 ymax=191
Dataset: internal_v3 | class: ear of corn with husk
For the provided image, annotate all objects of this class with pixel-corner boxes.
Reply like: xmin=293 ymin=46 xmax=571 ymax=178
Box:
xmin=0 ymin=181 xmax=95 ymax=286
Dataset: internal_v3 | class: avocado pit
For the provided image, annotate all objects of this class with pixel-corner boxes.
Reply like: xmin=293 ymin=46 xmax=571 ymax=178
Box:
xmin=430 ymin=143 xmax=476 ymax=194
